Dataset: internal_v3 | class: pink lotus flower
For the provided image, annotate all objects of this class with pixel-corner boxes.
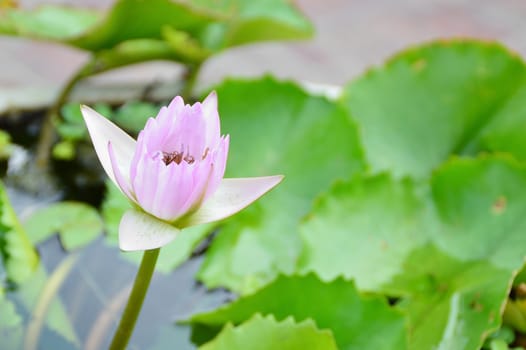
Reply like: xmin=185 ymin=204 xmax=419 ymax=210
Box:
xmin=81 ymin=92 xmax=283 ymax=251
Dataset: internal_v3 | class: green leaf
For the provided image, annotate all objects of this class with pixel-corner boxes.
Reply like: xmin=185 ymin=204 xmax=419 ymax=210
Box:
xmin=58 ymin=102 xmax=112 ymax=141
xmin=162 ymin=26 xmax=212 ymax=62
xmin=429 ymin=156 xmax=526 ymax=268
xmin=0 ymin=5 xmax=99 ymax=40
xmin=112 ymin=100 xmax=160 ymax=133
xmin=0 ymin=0 xmax=312 ymax=55
xmin=189 ymin=274 xmax=406 ymax=349
xmin=199 ymin=314 xmax=338 ymax=350
xmin=22 ymin=202 xmax=103 ymax=251
xmin=298 ymin=174 xmax=428 ymax=289
xmin=86 ymin=38 xmax=198 ymax=73
xmin=484 ymin=325 xmax=515 ymax=347
xmin=0 ymin=130 xmax=13 ymax=159
xmin=67 ymin=0 xmax=216 ymax=51
xmin=197 ymin=77 xmax=366 ymax=293
xmin=193 ymin=0 xmax=313 ymax=48
xmin=389 ymin=244 xmax=509 ymax=350
xmin=342 ymin=40 xmax=526 ymax=178
xmin=298 ymin=155 xmax=526 ymax=349
xmin=52 ymin=140 xmax=76 ymax=160
xmin=0 ymin=289 xmax=23 ymax=349
xmin=0 ymin=181 xmax=38 ymax=284
xmin=101 ymin=181 xmax=211 ymax=273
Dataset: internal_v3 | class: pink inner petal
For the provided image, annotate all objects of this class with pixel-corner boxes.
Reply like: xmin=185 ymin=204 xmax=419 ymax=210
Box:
xmin=202 ymin=91 xmax=221 ymax=147
xmin=203 ymin=135 xmax=230 ymax=201
xmin=161 ymin=162 xmax=196 ymax=220
xmin=132 ymin=153 xmax=162 ymax=214
xmin=178 ymin=156 xmax=215 ymax=216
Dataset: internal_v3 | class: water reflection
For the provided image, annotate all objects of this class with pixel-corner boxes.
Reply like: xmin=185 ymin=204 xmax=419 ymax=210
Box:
xmin=5 ymin=235 xmax=231 ymax=349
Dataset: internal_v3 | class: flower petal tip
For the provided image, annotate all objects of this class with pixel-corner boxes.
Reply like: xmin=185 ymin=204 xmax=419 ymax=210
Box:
xmin=119 ymin=209 xmax=180 ymax=251
xmin=80 ymin=104 xmax=136 ymax=188
xmin=181 ymin=175 xmax=285 ymax=227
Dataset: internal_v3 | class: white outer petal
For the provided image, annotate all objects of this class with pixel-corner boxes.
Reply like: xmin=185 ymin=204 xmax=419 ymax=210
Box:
xmin=80 ymin=105 xmax=136 ymax=187
xmin=119 ymin=209 xmax=181 ymax=251
xmin=181 ymin=175 xmax=284 ymax=227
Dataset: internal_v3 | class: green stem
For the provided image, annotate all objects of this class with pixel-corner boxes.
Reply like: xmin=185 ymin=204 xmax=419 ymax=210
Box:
xmin=24 ymin=254 xmax=79 ymax=350
xmin=180 ymin=62 xmax=202 ymax=100
xmin=109 ymin=248 xmax=160 ymax=350
xmin=35 ymin=58 xmax=97 ymax=169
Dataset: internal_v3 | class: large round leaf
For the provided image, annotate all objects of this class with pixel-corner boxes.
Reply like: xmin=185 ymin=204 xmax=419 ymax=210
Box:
xmin=199 ymin=314 xmax=338 ymax=350
xmin=342 ymin=41 xmax=526 ymax=178
xmin=197 ymin=77 xmax=366 ymax=293
xmin=298 ymin=156 xmax=526 ymax=349
xmin=189 ymin=274 xmax=407 ymax=350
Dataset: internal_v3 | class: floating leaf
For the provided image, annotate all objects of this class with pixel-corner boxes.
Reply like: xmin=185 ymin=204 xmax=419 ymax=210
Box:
xmin=23 ymin=202 xmax=103 ymax=251
xmin=199 ymin=314 xmax=338 ymax=350
xmin=298 ymin=155 xmax=526 ymax=349
xmin=0 ymin=181 xmax=38 ymax=284
xmin=192 ymin=0 xmax=313 ymax=48
xmin=0 ymin=289 xmax=23 ymax=349
xmin=0 ymin=0 xmax=312 ymax=55
xmin=0 ymin=130 xmax=12 ymax=159
xmin=58 ymin=102 xmax=112 ymax=141
xmin=342 ymin=40 xmax=526 ymax=178
xmin=111 ymin=100 xmax=160 ymax=134
xmin=298 ymin=174 xmax=428 ymax=289
xmin=0 ymin=5 xmax=99 ymax=40
xmin=197 ymin=77 xmax=365 ymax=293
xmin=52 ymin=140 xmax=75 ymax=160
xmin=188 ymin=274 xmax=406 ymax=350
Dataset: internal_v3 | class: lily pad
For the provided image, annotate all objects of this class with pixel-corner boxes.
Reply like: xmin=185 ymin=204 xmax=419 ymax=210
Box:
xmin=298 ymin=155 xmax=526 ymax=349
xmin=199 ymin=314 xmax=338 ymax=350
xmin=0 ymin=4 xmax=99 ymax=40
xmin=189 ymin=273 xmax=407 ymax=350
xmin=0 ymin=181 xmax=38 ymax=284
xmin=23 ymin=201 xmax=103 ymax=251
xmin=0 ymin=0 xmax=312 ymax=56
xmin=342 ymin=40 xmax=526 ymax=179
xmin=197 ymin=77 xmax=366 ymax=293
xmin=0 ymin=289 xmax=23 ymax=349
xmin=298 ymin=174 xmax=429 ymax=289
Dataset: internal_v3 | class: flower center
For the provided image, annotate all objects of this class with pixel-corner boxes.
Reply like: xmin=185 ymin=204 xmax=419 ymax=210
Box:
xmin=161 ymin=147 xmax=209 ymax=166
xmin=162 ymin=151 xmax=194 ymax=165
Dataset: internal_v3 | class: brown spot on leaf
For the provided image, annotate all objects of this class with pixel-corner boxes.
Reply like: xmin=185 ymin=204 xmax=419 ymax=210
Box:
xmin=491 ymin=196 xmax=507 ymax=215
xmin=470 ymin=300 xmax=483 ymax=312
xmin=412 ymin=58 xmax=427 ymax=72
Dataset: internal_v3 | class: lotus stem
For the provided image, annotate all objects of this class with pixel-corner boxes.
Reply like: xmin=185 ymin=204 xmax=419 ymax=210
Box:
xmin=180 ymin=62 xmax=202 ymax=100
xmin=108 ymin=248 xmax=160 ymax=350
xmin=35 ymin=58 xmax=96 ymax=169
